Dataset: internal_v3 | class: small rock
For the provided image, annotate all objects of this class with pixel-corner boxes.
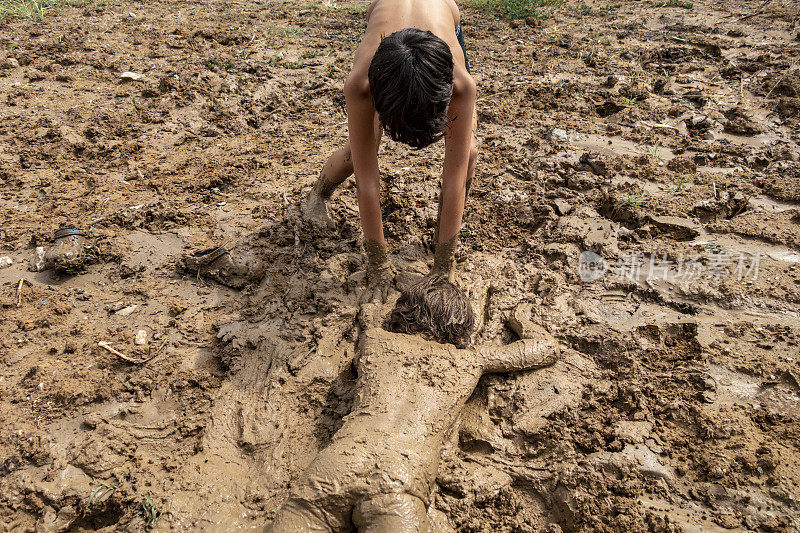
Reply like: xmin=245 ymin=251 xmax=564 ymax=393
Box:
xmin=702 ymin=130 xmax=716 ymax=141
xmin=30 ymin=246 xmax=46 ymax=272
xmin=549 ymin=128 xmax=568 ymax=143
xmin=553 ymin=199 xmax=573 ymax=216
xmin=648 ymin=215 xmax=700 ymax=241
xmin=120 ymin=71 xmax=144 ymax=81
xmin=134 ymin=330 xmax=147 ymax=345
xmin=614 ymin=421 xmax=653 ymax=444
xmin=115 ymin=304 xmax=138 ymax=316
xmin=2 ymin=57 xmax=20 ymax=69
xmin=0 ymin=256 xmax=12 ymax=269
xmin=24 ymin=68 xmax=45 ymax=81
xmin=58 ymin=125 xmax=87 ymax=150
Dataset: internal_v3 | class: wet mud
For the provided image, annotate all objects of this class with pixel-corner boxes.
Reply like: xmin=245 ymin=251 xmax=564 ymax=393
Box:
xmin=1 ymin=0 xmax=800 ymax=531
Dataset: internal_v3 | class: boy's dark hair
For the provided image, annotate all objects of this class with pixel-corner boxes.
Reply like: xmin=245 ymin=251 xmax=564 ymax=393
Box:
xmin=368 ymin=28 xmax=454 ymax=149
xmin=386 ymin=275 xmax=475 ymax=348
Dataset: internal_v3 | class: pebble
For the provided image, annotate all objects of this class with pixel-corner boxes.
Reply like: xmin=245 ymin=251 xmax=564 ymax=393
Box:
xmin=549 ymin=128 xmax=568 ymax=143
xmin=120 ymin=71 xmax=144 ymax=81
xmin=105 ymin=300 xmax=126 ymax=312
xmin=30 ymin=247 xmax=46 ymax=272
xmin=1 ymin=57 xmax=19 ymax=69
xmin=0 ymin=256 xmax=12 ymax=269
xmin=552 ymin=199 xmax=573 ymax=216
xmin=115 ymin=304 xmax=138 ymax=316
xmin=134 ymin=330 xmax=147 ymax=345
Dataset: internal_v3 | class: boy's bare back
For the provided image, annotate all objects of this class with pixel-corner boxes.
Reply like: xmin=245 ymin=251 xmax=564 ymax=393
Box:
xmin=353 ymin=0 xmax=467 ymax=79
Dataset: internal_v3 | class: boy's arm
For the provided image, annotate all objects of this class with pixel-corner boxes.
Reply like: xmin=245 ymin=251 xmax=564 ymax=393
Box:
xmin=476 ymin=336 xmax=560 ymax=375
xmin=345 ymin=74 xmax=395 ymax=300
xmin=433 ymin=72 xmax=476 ymax=274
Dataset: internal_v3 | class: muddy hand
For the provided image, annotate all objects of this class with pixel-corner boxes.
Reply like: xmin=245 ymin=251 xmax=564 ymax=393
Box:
xmin=430 ymin=236 xmax=458 ymax=282
xmin=360 ymin=259 xmax=397 ymax=305
xmin=360 ymin=239 xmax=398 ymax=305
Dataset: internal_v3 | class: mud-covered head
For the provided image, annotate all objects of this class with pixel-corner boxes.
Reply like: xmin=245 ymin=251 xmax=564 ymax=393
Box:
xmin=386 ymin=275 xmax=475 ymax=348
xmin=368 ymin=28 xmax=454 ymax=149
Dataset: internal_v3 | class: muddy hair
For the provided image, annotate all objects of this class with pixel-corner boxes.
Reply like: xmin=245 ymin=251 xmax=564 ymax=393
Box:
xmin=386 ymin=275 xmax=475 ymax=348
xmin=368 ymin=28 xmax=454 ymax=149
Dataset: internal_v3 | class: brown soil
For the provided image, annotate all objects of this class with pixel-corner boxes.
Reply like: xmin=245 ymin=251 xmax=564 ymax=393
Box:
xmin=1 ymin=0 xmax=799 ymax=531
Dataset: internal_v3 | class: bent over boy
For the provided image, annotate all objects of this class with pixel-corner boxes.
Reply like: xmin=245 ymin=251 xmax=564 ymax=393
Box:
xmin=303 ymin=0 xmax=478 ymax=302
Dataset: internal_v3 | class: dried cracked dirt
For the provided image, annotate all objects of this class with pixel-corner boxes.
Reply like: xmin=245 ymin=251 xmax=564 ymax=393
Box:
xmin=1 ymin=0 xmax=800 ymax=531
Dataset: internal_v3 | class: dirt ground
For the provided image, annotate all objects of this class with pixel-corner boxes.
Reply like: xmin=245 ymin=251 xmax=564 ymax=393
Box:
xmin=1 ymin=0 xmax=799 ymax=530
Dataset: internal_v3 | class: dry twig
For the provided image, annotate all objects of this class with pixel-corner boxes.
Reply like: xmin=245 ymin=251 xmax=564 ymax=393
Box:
xmin=16 ymin=279 xmax=24 ymax=307
xmin=98 ymin=341 xmax=146 ymax=364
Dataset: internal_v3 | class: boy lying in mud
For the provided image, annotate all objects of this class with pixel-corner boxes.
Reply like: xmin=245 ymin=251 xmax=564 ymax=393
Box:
xmin=302 ymin=0 xmax=478 ymax=302
xmin=184 ymin=0 xmax=477 ymax=301
xmin=266 ymin=278 xmax=559 ymax=532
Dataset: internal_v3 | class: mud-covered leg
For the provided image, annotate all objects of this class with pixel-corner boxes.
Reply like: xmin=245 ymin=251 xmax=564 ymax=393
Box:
xmin=352 ymin=493 xmax=428 ymax=533
xmin=265 ymin=499 xmax=332 ymax=533
xmin=303 ymin=116 xmax=382 ymax=227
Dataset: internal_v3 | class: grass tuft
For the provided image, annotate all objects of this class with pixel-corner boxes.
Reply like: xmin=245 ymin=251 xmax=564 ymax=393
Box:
xmin=647 ymin=0 xmax=693 ymax=8
xmin=618 ymin=193 xmax=650 ymax=208
xmin=0 ymin=0 xmax=86 ymax=21
xmin=140 ymin=496 xmax=162 ymax=530
xmin=465 ymin=0 xmax=562 ymax=20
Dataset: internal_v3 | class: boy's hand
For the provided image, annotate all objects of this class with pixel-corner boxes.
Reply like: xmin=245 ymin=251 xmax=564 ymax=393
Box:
xmin=430 ymin=236 xmax=458 ymax=282
xmin=361 ymin=240 xmax=397 ymax=304
xmin=361 ymin=260 xmax=397 ymax=304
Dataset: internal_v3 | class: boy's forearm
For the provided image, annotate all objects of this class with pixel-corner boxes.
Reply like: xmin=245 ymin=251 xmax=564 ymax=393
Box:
xmin=355 ymin=177 xmax=384 ymax=243
xmin=345 ymin=79 xmax=385 ymax=246
xmin=436 ymin=182 xmax=467 ymax=244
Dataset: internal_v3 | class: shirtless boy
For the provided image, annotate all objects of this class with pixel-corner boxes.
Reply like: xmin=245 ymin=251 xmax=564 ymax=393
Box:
xmin=302 ymin=0 xmax=478 ymax=302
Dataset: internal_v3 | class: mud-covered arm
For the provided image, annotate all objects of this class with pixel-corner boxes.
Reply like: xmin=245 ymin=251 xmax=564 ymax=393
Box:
xmin=476 ymin=336 xmax=559 ymax=374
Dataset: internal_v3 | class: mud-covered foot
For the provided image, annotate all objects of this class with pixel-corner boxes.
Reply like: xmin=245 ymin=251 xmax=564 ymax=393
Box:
xmin=181 ymin=244 xmax=266 ymax=289
xmin=34 ymin=228 xmax=93 ymax=273
xmin=301 ymin=189 xmax=334 ymax=229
